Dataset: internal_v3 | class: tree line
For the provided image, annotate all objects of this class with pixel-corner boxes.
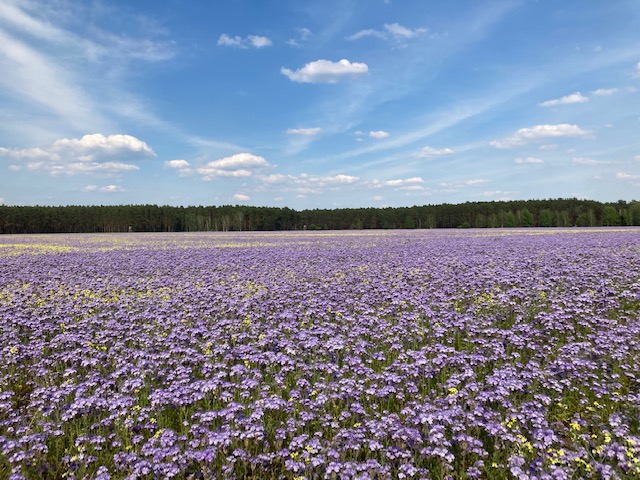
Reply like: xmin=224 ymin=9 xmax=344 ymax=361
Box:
xmin=0 ymin=198 xmax=639 ymax=234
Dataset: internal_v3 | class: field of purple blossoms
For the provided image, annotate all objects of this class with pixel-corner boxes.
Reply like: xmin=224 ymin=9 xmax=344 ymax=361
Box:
xmin=1 ymin=229 xmax=640 ymax=480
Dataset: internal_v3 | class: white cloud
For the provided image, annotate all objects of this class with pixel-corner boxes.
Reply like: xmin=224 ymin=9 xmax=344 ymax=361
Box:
xmin=218 ymin=33 xmax=272 ymax=48
xmin=281 ymin=59 xmax=368 ymax=83
xmin=82 ymin=184 xmax=125 ymax=192
xmin=248 ymin=35 xmax=272 ymax=48
xmin=0 ymin=197 xmax=4 ymax=204
xmin=592 ymin=88 xmax=618 ymax=96
xmin=217 ymin=34 xmax=243 ymax=47
xmin=206 ymin=153 xmax=268 ymax=170
xmin=348 ymin=23 xmax=427 ymax=41
xmin=464 ymin=179 xmax=488 ymax=185
xmin=514 ymin=157 xmax=544 ymax=164
xmin=384 ymin=23 xmax=427 ymax=39
xmin=0 ymin=133 xmax=153 ymax=176
xmin=438 ymin=179 xmax=488 ymax=188
xmin=100 ymin=185 xmax=125 ymax=193
xmin=616 ymin=172 xmax=640 ymax=180
xmin=634 ymin=62 xmax=640 ymax=78
xmin=196 ymin=153 xmax=270 ymax=180
xmin=233 ymin=193 xmax=250 ymax=201
xmin=482 ymin=190 xmax=516 ymax=199
xmin=0 ymin=28 xmax=102 ymax=132
xmin=164 ymin=159 xmax=190 ymax=169
xmin=371 ymin=177 xmax=424 ymax=188
xmin=52 ymin=134 xmax=155 ymax=159
xmin=369 ymin=130 xmax=390 ymax=139
xmin=260 ymin=173 xmax=358 ymax=194
xmin=538 ymin=144 xmax=559 ymax=151
xmin=287 ymin=27 xmax=312 ymax=47
xmin=417 ymin=146 xmax=454 ymax=157
xmin=539 ymin=92 xmax=589 ymax=107
xmin=490 ymin=124 xmax=590 ymax=148
xmin=572 ymin=157 xmax=609 ymax=166
xmin=286 ymin=128 xmax=323 ymax=136
xmin=348 ymin=29 xmax=386 ymax=41
xmin=0 ymin=3 xmax=176 ymax=139
xmin=635 ymin=155 xmax=640 ymax=161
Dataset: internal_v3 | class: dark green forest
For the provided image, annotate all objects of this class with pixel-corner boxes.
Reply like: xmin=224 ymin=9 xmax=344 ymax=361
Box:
xmin=1 ymin=198 xmax=639 ymax=234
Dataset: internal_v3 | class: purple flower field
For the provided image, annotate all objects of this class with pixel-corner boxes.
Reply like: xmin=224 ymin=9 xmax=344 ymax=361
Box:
xmin=1 ymin=229 xmax=640 ymax=479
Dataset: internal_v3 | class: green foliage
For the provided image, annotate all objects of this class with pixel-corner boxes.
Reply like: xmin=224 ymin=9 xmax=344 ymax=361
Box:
xmin=519 ymin=208 xmax=534 ymax=227
xmin=1 ymin=198 xmax=639 ymax=233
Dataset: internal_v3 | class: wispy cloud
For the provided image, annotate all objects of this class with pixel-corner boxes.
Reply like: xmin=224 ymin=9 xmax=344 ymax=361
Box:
xmin=417 ymin=146 xmax=454 ymax=158
xmin=286 ymin=128 xmax=323 ymax=136
xmin=82 ymin=184 xmax=125 ymax=193
xmin=287 ymin=27 xmax=312 ymax=47
xmin=514 ymin=157 xmax=544 ymax=164
xmin=571 ymin=157 xmax=610 ymax=166
xmin=491 ymin=124 xmax=590 ymax=149
xmin=592 ymin=88 xmax=618 ymax=96
xmin=260 ymin=173 xmax=358 ymax=195
xmin=438 ymin=179 xmax=489 ymax=188
xmin=348 ymin=23 xmax=428 ymax=42
xmin=281 ymin=59 xmax=368 ymax=83
xmin=0 ymin=1 xmax=177 ymax=142
xmin=538 ymin=92 xmax=589 ymax=107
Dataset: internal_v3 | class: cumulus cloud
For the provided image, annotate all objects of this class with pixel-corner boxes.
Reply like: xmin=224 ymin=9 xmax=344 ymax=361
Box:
xmin=0 ymin=133 xmax=154 ymax=176
xmin=348 ymin=23 xmax=427 ymax=41
xmin=514 ymin=157 xmax=544 ymax=164
xmin=281 ymin=59 xmax=368 ymax=83
xmin=217 ymin=34 xmax=243 ymax=47
xmin=248 ymin=35 xmax=272 ymax=48
xmin=539 ymin=92 xmax=589 ymax=107
xmin=369 ymin=130 xmax=390 ymax=139
xmin=417 ymin=146 xmax=454 ymax=157
xmin=164 ymin=159 xmax=190 ymax=169
xmin=52 ymin=133 xmax=155 ymax=159
xmin=490 ymin=124 xmax=590 ymax=149
xmin=286 ymin=128 xmax=322 ymax=136
xmin=196 ymin=153 xmax=270 ymax=180
xmin=233 ymin=193 xmax=251 ymax=201
xmin=217 ymin=34 xmax=272 ymax=48
xmin=592 ymin=88 xmax=618 ymax=96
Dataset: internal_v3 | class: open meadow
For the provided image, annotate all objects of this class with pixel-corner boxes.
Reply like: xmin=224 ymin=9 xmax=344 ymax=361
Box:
xmin=1 ymin=229 xmax=640 ymax=479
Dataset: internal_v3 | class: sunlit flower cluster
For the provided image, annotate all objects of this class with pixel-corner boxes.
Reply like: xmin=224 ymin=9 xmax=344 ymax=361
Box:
xmin=1 ymin=229 xmax=639 ymax=479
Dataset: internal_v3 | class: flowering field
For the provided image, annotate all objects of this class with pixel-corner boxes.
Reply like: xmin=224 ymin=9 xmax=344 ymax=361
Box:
xmin=1 ymin=229 xmax=640 ymax=479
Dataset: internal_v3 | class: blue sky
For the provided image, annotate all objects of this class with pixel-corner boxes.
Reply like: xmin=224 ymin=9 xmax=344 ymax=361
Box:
xmin=1 ymin=0 xmax=639 ymax=208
